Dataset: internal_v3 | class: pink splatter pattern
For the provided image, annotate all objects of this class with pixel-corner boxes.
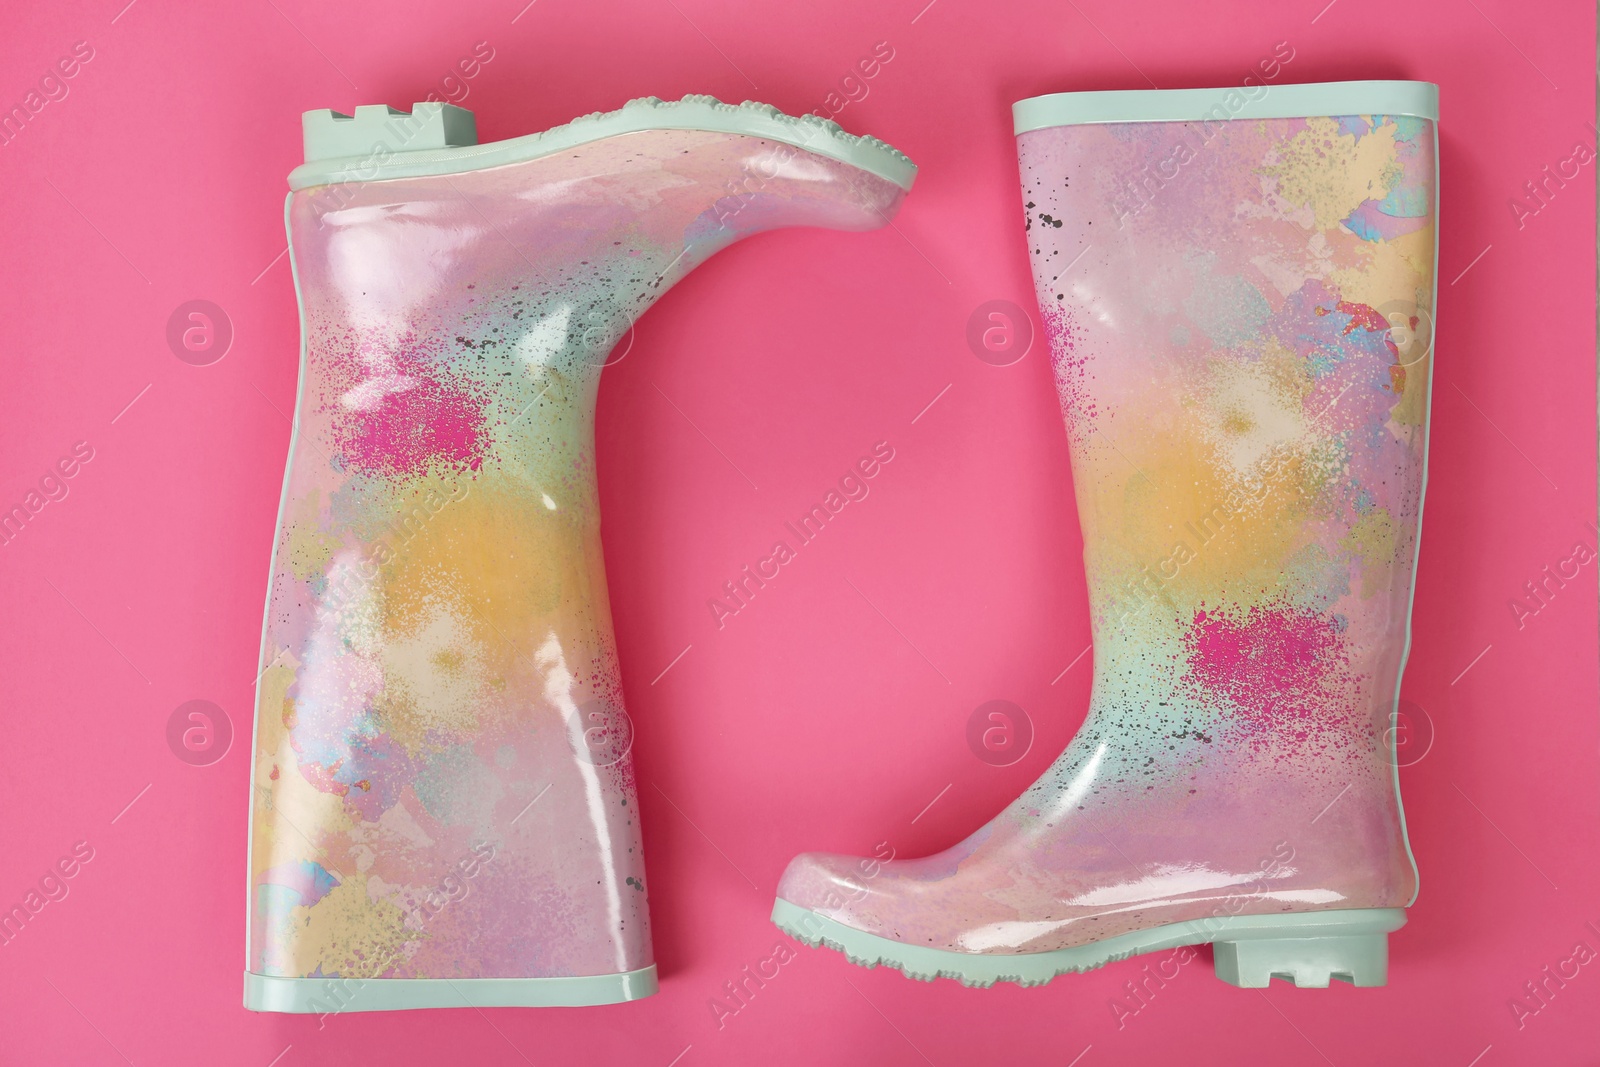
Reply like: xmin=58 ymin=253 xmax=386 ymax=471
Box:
xmin=323 ymin=334 xmax=487 ymax=477
xmin=1040 ymin=300 xmax=1094 ymax=440
xmin=337 ymin=378 xmax=485 ymax=477
xmin=1184 ymin=603 xmax=1355 ymax=749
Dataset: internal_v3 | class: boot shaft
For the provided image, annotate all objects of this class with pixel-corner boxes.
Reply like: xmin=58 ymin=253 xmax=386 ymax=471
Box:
xmin=1019 ymin=84 xmax=1436 ymax=795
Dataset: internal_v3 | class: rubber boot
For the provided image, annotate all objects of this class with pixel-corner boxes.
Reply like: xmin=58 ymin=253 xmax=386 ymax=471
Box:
xmin=773 ymin=80 xmax=1437 ymax=990
xmin=245 ymin=96 xmax=914 ymax=1012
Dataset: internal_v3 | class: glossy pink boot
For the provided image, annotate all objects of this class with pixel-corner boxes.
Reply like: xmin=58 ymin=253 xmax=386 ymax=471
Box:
xmin=774 ymin=81 xmax=1437 ymax=989
xmin=245 ymin=96 xmax=914 ymax=1012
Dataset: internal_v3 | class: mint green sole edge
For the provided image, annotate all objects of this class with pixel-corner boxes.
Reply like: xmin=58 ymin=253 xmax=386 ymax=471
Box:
xmin=771 ymin=898 xmax=1405 ymax=989
xmin=288 ymin=94 xmax=916 ymax=193
xmin=1013 ymin=79 xmax=1438 ymax=132
xmin=243 ymin=966 xmax=658 ymax=1012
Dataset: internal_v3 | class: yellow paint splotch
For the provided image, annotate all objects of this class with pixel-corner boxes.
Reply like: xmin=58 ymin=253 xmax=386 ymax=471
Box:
xmin=1266 ymin=117 xmax=1401 ymax=232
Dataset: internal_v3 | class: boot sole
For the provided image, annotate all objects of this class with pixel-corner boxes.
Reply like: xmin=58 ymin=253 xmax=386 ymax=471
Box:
xmin=771 ymin=898 xmax=1405 ymax=989
xmin=290 ymin=95 xmax=918 ymax=192
xmin=243 ymin=966 xmax=658 ymax=1012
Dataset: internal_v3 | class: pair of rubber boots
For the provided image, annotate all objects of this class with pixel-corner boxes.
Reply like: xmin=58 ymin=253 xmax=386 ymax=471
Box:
xmin=244 ymin=81 xmax=1440 ymax=1012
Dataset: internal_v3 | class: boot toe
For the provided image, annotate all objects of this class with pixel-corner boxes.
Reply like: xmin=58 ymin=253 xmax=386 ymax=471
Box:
xmin=776 ymin=851 xmax=870 ymax=915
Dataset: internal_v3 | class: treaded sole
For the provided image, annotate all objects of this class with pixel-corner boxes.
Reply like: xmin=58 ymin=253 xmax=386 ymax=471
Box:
xmin=288 ymin=94 xmax=917 ymax=193
xmin=771 ymin=897 xmax=1405 ymax=989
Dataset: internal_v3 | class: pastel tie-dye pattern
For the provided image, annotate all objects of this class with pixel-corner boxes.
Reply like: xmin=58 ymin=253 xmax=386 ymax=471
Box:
xmin=778 ymin=111 xmax=1434 ymax=955
xmin=249 ymin=127 xmax=907 ymax=983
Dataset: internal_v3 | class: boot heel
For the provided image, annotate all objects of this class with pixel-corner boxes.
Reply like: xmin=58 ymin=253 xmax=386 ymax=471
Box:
xmin=1213 ymin=933 xmax=1389 ymax=988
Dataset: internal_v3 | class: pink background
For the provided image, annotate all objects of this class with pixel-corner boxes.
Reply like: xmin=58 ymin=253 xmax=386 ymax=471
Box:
xmin=1 ymin=0 xmax=1596 ymax=1064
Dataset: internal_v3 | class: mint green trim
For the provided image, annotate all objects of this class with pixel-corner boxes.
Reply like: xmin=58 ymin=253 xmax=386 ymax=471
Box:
xmin=303 ymin=102 xmax=476 ymax=164
xmin=1013 ymin=80 xmax=1438 ymax=133
xmin=288 ymin=94 xmax=916 ymax=193
xmin=1213 ymin=932 xmax=1389 ymax=988
xmin=244 ymin=967 xmax=658 ymax=1012
xmin=243 ymin=193 xmax=308 ymax=977
xmin=772 ymin=898 xmax=1404 ymax=989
